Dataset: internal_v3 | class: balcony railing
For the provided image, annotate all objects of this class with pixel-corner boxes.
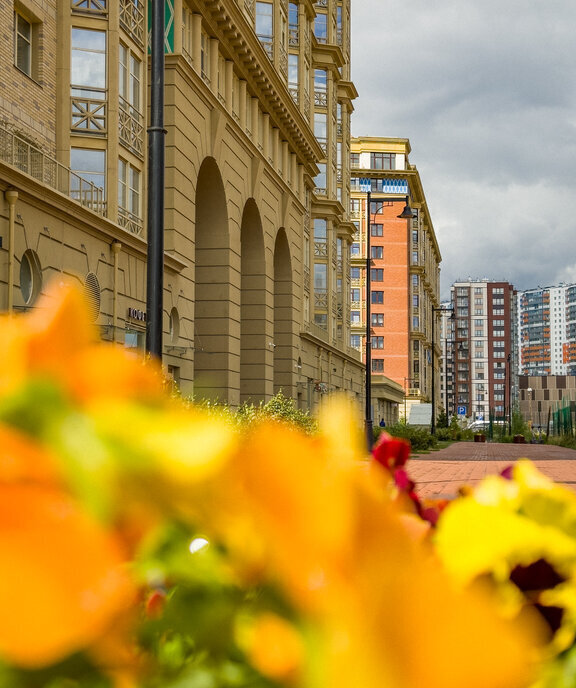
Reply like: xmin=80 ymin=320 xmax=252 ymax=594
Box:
xmin=119 ymin=0 xmax=145 ymax=48
xmin=71 ymin=90 xmax=107 ymax=134
xmin=71 ymin=0 xmax=107 ymax=14
xmin=118 ymin=207 xmax=143 ymax=237
xmin=119 ymin=96 xmax=144 ymax=158
xmin=0 ymin=124 xmax=105 ymax=216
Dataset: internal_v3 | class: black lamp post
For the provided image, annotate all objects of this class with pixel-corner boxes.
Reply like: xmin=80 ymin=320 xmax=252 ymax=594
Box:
xmin=145 ymin=0 xmax=166 ymax=359
xmin=359 ymin=181 xmax=414 ymax=450
xmin=507 ymin=352 xmax=512 ymax=434
xmin=431 ymin=306 xmax=454 ymax=434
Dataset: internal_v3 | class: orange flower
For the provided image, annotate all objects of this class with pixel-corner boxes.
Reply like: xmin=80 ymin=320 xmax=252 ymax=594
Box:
xmin=236 ymin=613 xmax=304 ymax=683
xmin=0 ymin=424 xmax=60 ymax=486
xmin=0 ymin=281 xmax=165 ymax=405
xmin=0 ymin=483 xmax=135 ymax=668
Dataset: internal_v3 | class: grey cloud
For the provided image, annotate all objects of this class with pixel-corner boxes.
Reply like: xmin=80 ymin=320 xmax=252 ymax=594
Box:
xmin=351 ymin=0 xmax=576 ymax=298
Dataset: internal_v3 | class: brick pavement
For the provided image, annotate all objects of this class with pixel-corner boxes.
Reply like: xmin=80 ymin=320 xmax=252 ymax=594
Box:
xmin=408 ymin=441 xmax=576 ymax=500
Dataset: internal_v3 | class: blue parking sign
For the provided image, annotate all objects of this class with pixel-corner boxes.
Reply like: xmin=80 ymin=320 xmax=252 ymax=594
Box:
xmin=457 ymin=406 xmax=466 ymax=416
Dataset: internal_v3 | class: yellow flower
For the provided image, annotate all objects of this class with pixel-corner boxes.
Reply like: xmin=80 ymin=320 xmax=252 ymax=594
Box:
xmin=435 ymin=461 xmax=576 ymax=655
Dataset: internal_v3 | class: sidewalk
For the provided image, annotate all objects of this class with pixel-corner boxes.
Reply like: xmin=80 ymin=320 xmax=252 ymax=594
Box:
xmin=408 ymin=441 xmax=576 ymax=500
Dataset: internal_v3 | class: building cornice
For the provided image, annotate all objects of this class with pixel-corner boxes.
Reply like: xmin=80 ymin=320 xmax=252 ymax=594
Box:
xmin=194 ymin=0 xmax=324 ymax=164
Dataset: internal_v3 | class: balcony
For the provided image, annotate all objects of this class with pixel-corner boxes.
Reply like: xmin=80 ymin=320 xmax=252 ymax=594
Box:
xmin=0 ymin=124 xmax=105 ymax=216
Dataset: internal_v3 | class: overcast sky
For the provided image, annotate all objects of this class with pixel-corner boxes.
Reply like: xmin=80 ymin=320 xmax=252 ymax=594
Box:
xmin=350 ymin=0 xmax=576 ymax=300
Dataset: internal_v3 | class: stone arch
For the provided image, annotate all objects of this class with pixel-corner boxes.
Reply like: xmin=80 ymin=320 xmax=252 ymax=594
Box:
xmin=273 ymin=228 xmax=294 ymax=393
xmin=240 ymin=198 xmax=270 ymax=402
xmin=193 ymin=157 xmax=236 ymax=402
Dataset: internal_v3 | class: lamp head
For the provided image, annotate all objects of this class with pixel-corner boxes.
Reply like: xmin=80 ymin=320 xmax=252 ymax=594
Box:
xmin=397 ymin=195 xmax=415 ymax=219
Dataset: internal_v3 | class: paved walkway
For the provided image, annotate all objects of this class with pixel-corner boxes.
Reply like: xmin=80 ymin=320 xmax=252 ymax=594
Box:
xmin=409 ymin=441 xmax=576 ymax=500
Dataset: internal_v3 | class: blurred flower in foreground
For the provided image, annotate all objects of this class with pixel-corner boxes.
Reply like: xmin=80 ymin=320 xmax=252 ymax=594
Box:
xmin=0 ymin=283 xmax=550 ymax=687
xmin=0 ymin=434 xmax=134 ymax=668
xmin=435 ymin=460 xmax=576 ymax=665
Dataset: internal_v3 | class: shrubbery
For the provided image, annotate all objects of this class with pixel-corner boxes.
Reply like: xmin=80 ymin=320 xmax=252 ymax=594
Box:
xmin=376 ymin=421 xmax=438 ymax=452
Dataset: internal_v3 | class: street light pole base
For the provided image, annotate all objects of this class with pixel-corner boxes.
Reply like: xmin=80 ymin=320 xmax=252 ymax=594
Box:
xmin=365 ymin=419 xmax=374 ymax=451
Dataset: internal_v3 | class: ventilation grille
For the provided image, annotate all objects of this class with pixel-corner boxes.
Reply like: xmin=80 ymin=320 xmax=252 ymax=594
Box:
xmin=83 ymin=272 xmax=101 ymax=322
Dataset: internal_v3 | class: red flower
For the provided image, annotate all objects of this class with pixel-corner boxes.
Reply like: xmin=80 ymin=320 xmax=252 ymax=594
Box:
xmin=372 ymin=433 xmax=411 ymax=471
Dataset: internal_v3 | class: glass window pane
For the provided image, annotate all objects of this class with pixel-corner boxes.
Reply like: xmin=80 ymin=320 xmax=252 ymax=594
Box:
xmin=71 ymin=28 xmax=106 ymax=91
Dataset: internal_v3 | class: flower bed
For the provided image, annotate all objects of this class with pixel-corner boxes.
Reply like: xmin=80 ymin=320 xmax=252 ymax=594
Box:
xmin=0 ymin=282 xmax=574 ymax=687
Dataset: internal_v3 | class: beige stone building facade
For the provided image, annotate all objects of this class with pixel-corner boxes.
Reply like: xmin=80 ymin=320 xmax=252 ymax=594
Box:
xmin=349 ymin=137 xmax=441 ymax=422
xmin=0 ymin=0 xmax=364 ymax=408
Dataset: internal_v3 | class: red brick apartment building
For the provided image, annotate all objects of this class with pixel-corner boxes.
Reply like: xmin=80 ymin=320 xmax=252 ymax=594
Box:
xmin=350 ymin=137 xmax=441 ymax=421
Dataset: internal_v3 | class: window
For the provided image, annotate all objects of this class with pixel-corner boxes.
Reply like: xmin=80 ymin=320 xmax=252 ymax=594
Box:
xmin=351 ymin=334 xmax=361 ymax=348
xmin=314 ymin=163 xmax=326 ymax=193
xmin=314 ymin=12 xmax=327 ymax=42
xmin=371 ymin=246 xmax=383 ymax=259
xmin=350 ymin=243 xmax=360 ymax=256
xmin=371 ymin=268 xmax=383 ymax=281
xmin=118 ymin=159 xmax=141 ymax=221
xmin=314 ymin=68 xmax=327 ymax=94
xmin=313 ymin=218 xmax=327 ymax=240
xmin=351 ymin=288 xmax=360 ymax=302
xmin=493 ymin=329 xmax=505 ymax=338
xmin=314 ymin=112 xmax=327 ymax=142
xmin=14 ymin=11 xmax=33 ymax=77
xmin=370 ymin=224 xmax=383 ymax=237
xmin=372 ymin=359 xmax=384 ymax=372
xmin=350 ymin=267 xmax=361 ymax=280
xmin=119 ymin=43 xmax=141 ymax=110
xmin=200 ymin=28 xmax=210 ymax=80
xmin=71 ymin=28 xmax=106 ymax=95
xmin=288 ymin=2 xmax=298 ymax=31
xmin=412 ymin=230 xmax=419 ymax=243
xmin=413 ymin=294 xmax=419 ymax=307
xmin=70 ymin=148 xmax=106 ymax=204
xmin=370 ymin=201 xmax=385 ymax=215
xmin=125 ymin=329 xmax=145 ymax=350
xmin=20 ymin=249 xmax=42 ymax=305
xmin=71 ymin=28 xmax=107 ymax=132
xmin=314 ymin=263 xmax=327 ymax=290
xmin=372 ymin=313 xmax=384 ymax=326
xmin=372 ymin=337 xmax=384 ymax=349
xmin=351 ymin=310 xmax=360 ymax=324
xmin=371 ymin=291 xmax=384 ymax=304
xmin=370 ymin=152 xmax=395 ymax=170
xmin=256 ymin=2 xmax=273 ymax=47
xmin=350 ymin=152 xmax=360 ymax=168
xmin=288 ymin=53 xmax=298 ymax=90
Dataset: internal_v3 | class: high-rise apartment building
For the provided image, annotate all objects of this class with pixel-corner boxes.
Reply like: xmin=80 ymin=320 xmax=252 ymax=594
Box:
xmin=518 ymin=283 xmax=576 ymax=376
xmin=0 ymin=0 xmax=363 ymax=408
xmin=349 ymin=137 xmax=441 ymax=420
xmin=448 ymin=280 xmax=516 ymax=423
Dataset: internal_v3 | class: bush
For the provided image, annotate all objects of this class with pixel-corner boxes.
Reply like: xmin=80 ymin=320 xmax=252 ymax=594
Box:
xmin=383 ymin=422 xmax=438 ymax=452
xmin=236 ymin=391 xmax=318 ymax=434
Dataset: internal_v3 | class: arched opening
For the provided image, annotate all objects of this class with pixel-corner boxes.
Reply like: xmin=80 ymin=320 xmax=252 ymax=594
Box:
xmin=273 ymin=228 xmax=294 ymax=394
xmin=193 ymin=157 xmax=235 ymax=402
xmin=240 ymin=199 xmax=269 ymax=402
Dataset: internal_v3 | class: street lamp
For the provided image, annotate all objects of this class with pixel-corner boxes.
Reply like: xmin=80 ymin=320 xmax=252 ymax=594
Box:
xmin=507 ymin=353 xmax=512 ymax=434
xmin=359 ymin=180 xmax=414 ymax=450
xmin=145 ymin=0 xmax=166 ymax=359
xmin=431 ymin=305 xmax=454 ymax=434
